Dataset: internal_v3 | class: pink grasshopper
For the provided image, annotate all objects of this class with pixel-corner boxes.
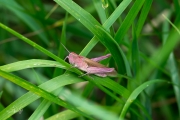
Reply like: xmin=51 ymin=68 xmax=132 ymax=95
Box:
xmin=62 ymin=44 xmax=117 ymax=77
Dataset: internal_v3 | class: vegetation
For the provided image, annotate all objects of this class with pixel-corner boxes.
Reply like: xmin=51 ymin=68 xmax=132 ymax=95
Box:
xmin=0 ymin=0 xmax=180 ymax=120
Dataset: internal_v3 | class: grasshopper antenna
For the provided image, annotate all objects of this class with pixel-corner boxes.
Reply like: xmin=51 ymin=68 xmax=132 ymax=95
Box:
xmin=60 ymin=42 xmax=70 ymax=53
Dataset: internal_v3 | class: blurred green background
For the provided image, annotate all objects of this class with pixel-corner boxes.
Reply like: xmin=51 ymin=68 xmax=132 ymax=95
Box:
xmin=0 ymin=0 xmax=180 ymax=120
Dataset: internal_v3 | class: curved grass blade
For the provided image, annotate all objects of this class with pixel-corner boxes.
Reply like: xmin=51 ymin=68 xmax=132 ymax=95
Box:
xmin=119 ymin=80 xmax=168 ymax=119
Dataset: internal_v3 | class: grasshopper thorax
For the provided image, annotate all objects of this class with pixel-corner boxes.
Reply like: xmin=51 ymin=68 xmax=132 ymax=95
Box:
xmin=68 ymin=52 xmax=88 ymax=71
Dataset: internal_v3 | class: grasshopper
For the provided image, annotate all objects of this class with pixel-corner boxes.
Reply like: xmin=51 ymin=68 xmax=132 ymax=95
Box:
xmin=61 ymin=43 xmax=117 ymax=77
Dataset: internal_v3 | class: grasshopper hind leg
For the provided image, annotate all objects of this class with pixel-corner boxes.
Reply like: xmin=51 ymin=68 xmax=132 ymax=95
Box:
xmin=95 ymin=74 xmax=107 ymax=77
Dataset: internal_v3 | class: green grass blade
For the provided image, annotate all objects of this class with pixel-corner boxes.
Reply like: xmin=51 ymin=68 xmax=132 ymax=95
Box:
xmin=115 ymin=0 xmax=145 ymax=43
xmin=119 ymin=80 xmax=168 ymax=119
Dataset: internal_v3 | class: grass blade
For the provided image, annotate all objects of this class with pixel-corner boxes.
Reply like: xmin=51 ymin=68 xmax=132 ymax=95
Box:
xmin=119 ymin=80 xmax=168 ymax=119
xmin=115 ymin=0 xmax=145 ymax=43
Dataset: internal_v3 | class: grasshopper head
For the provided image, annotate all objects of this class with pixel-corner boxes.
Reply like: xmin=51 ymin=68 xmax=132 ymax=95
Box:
xmin=68 ymin=52 xmax=79 ymax=65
